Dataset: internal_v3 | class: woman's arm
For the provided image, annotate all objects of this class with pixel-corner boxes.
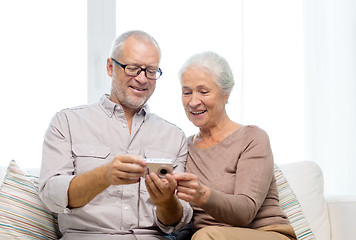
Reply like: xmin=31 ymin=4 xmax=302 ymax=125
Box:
xmin=176 ymin=127 xmax=274 ymax=227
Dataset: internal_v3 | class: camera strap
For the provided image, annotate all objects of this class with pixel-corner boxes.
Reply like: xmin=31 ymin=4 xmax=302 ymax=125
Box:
xmin=137 ymin=178 xmax=141 ymax=227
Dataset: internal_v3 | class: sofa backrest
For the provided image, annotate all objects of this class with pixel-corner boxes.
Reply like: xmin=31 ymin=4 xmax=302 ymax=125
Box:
xmin=279 ymin=161 xmax=330 ymax=240
xmin=1 ymin=160 xmax=331 ymax=240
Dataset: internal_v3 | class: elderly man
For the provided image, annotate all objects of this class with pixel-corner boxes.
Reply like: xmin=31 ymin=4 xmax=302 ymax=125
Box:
xmin=39 ymin=30 xmax=192 ymax=240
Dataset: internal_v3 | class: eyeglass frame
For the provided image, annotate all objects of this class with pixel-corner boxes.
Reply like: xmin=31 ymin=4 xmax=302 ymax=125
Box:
xmin=110 ymin=58 xmax=162 ymax=80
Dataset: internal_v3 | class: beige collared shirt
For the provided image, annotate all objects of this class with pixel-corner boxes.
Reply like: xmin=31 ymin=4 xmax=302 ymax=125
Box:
xmin=39 ymin=95 xmax=192 ymax=239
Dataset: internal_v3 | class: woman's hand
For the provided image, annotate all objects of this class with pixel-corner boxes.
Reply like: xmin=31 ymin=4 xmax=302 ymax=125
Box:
xmin=174 ymin=172 xmax=210 ymax=207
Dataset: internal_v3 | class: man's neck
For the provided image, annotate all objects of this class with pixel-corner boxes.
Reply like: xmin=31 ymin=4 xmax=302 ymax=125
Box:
xmin=123 ymin=110 xmax=136 ymax=133
xmin=108 ymin=94 xmax=142 ymax=132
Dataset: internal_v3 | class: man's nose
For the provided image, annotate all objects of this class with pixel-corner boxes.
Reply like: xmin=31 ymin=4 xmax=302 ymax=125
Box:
xmin=135 ymin=70 xmax=148 ymax=83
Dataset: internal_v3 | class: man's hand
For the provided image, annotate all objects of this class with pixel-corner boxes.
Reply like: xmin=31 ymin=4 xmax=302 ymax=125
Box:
xmin=68 ymin=155 xmax=146 ymax=208
xmin=145 ymin=173 xmax=182 ymax=226
xmin=145 ymin=173 xmax=177 ymax=206
xmin=105 ymin=155 xmax=146 ymax=185
xmin=174 ymin=172 xmax=210 ymax=207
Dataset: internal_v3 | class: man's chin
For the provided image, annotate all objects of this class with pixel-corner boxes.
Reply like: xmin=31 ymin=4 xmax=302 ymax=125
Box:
xmin=122 ymin=98 xmax=147 ymax=111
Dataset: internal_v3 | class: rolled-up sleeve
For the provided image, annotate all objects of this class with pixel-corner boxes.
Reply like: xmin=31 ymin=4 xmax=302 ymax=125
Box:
xmin=39 ymin=111 xmax=75 ymax=213
xmin=41 ymin=175 xmax=74 ymax=213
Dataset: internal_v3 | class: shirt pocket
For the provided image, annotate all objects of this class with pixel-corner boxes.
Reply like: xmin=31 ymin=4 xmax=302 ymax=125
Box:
xmin=72 ymin=143 xmax=110 ymax=174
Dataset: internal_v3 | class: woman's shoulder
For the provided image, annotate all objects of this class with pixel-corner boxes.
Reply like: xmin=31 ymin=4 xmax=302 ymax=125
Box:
xmin=241 ymin=125 xmax=267 ymax=134
xmin=239 ymin=125 xmax=270 ymax=142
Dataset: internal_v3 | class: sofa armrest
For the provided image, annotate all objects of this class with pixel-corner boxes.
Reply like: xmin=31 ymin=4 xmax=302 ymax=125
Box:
xmin=327 ymin=195 xmax=356 ymax=240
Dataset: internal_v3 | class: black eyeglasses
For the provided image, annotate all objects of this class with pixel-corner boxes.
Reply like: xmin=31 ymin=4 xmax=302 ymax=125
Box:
xmin=111 ymin=58 xmax=162 ymax=80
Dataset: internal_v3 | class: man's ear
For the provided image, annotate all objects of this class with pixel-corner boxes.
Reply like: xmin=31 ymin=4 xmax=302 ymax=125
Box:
xmin=107 ymin=58 xmax=113 ymax=77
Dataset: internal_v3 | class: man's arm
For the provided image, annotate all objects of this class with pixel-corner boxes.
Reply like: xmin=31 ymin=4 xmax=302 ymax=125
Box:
xmin=67 ymin=164 xmax=110 ymax=208
xmin=68 ymin=155 xmax=146 ymax=208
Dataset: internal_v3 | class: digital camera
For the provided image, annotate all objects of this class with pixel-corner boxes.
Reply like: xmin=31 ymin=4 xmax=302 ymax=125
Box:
xmin=144 ymin=158 xmax=173 ymax=178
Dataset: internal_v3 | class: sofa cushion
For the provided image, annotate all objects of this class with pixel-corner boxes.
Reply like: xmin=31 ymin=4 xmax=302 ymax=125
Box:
xmin=274 ymin=164 xmax=315 ymax=240
xmin=279 ymin=161 xmax=330 ymax=240
xmin=0 ymin=160 xmax=60 ymax=239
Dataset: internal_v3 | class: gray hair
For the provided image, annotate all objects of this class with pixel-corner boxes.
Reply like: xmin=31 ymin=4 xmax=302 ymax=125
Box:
xmin=179 ymin=51 xmax=234 ymax=95
xmin=109 ymin=30 xmax=161 ymax=59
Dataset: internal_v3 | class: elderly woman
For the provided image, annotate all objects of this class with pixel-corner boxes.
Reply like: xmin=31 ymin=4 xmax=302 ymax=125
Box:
xmin=174 ymin=52 xmax=297 ymax=240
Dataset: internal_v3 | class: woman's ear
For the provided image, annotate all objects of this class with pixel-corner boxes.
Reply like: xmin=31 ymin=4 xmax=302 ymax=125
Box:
xmin=224 ymin=94 xmax=230 ymax=104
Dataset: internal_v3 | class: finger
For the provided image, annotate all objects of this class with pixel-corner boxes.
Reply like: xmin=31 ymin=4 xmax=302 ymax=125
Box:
xmin=177 ymin=185 xmax=194 ymax=194
xmin=149 ymin=173 xmax=175 ymax=196
xmin=176 ymin=180 xmax=193 ymax=188
xmin=176 ymin=191 xmax=194 ymax=202
xmin=120 ymin=164 xmax=146 ymax=175
xmin=145 ymin=174 xmax=161 ymax=199
xmin=165 ymin=174 xmax=177 ymax=191
xmin=114 ymin=170 xmax=143 ymax=180
xmin=176 ymin=185 xmax=198 ymax=199
xmin=113 ymin=158 xmax=146 ymax=175
xmin=149 ymin=172 xmax=168 ymax=189
xmin=173 ymin=172 xmax=196 ymax=182
xmin=113 ymin=177 xmax=140 ymax=185
xmin=115 ymin=155 xmax=146 ymax=167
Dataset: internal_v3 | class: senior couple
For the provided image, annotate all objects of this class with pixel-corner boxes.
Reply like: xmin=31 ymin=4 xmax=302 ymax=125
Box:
xmin=39 ymin=30 xmax=297 ymax=240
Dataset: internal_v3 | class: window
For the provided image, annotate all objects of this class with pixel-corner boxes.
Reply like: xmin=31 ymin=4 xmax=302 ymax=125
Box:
xmin=116 ymin=0 xmax=243 ymax=137
xmin=114 ymin=0 xmax=305 ymax=164
xmin=0 ymin=1 xmax=87 ymax=168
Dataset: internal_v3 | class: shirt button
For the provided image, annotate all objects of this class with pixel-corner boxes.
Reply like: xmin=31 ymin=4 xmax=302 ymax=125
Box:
xmin=124 ymin=206 xmax=129 ymax=210
xmin=123 ymin=124 xmax=127 ymax=128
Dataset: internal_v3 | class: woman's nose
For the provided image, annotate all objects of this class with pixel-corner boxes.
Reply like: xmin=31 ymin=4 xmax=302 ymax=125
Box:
xmin=189 ymin=93 xmax=201 ymax=107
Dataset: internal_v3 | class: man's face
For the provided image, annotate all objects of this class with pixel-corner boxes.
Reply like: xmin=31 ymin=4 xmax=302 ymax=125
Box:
xmin=107 ymin=36 xmax=160 ymax=113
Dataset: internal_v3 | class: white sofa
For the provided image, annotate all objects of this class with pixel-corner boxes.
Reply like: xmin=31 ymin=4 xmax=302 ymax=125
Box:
xmin=279 ymin=161 xmax=356 ymax=240
xmin=0 ymin=160 xmax=355 ymax=240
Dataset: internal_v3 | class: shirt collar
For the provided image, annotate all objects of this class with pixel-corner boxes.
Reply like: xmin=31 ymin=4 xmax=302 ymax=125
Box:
xmin=99 ymin=94 xmax=150 ymax=120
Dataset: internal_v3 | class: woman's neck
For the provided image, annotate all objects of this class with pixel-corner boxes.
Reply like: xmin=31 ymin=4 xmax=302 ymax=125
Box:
xmin=194 ymin=116 xmax=240 ymax=148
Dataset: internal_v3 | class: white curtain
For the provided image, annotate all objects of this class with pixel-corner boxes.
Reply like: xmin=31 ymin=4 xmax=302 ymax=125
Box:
xmin=304 ymin=0 xmax=356 ymax=195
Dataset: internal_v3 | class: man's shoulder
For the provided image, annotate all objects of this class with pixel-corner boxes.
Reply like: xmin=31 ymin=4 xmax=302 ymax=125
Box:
xmin=52 ymin=102 xmax=102 ymax=123
xmin=146 ymin=113 xmax=184 ymax=133
xmin=59 ymin=102 xmax=100 ymax=115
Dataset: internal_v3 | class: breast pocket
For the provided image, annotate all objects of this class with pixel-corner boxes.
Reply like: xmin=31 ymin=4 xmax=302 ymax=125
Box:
xmin=72 ymin=143 xmax=110 ymax=174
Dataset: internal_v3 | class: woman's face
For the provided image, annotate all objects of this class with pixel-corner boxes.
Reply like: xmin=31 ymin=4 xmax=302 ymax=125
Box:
xmin=181 ymin=66 xmax=229 ymax=129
